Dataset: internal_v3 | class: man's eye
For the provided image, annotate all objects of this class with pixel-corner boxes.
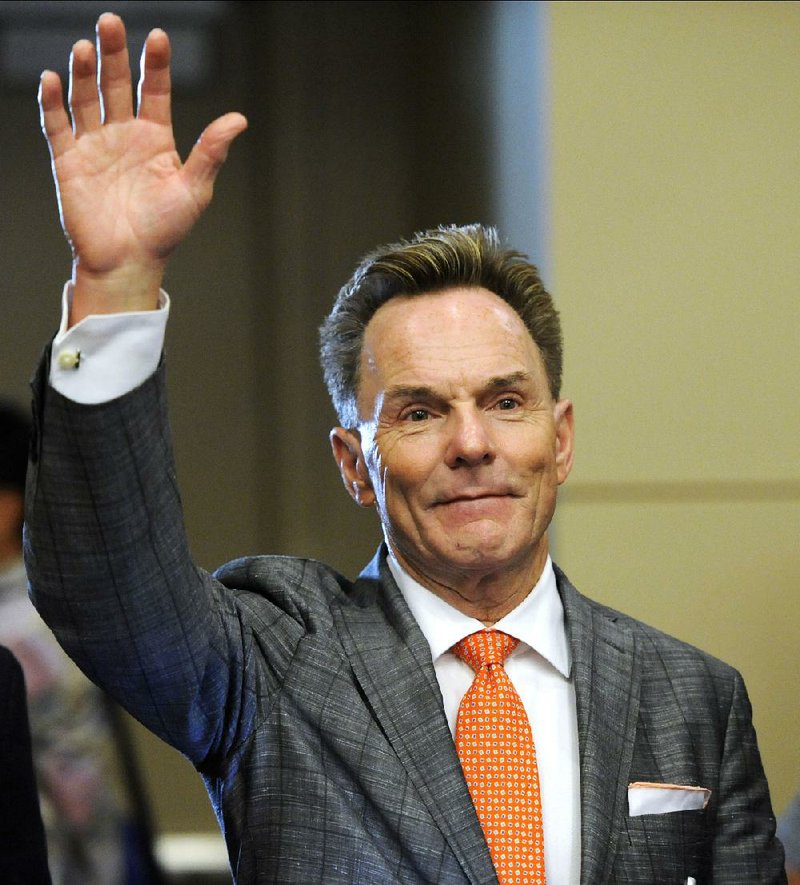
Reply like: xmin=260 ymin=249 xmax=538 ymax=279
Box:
xmin=406 ymin=409 xmax=430 ymax=422
xmin=496 ymin=398 xmax=518 ymax=410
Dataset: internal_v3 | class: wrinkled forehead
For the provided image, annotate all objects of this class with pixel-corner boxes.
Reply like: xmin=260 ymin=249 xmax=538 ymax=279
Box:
xmin=357 ymin=287 xmax=548 ymax=413
xmin=366 ymin=285 xmax=532 ymax=348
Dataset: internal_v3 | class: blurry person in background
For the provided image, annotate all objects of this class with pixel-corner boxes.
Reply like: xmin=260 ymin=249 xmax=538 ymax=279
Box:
xmin=0 ymin=642 xmax=50 ymax=883
xmin=0 ymin=400 xmax=157 ymax=885
xmin=779 ymin=793 xmax=800 ymax=885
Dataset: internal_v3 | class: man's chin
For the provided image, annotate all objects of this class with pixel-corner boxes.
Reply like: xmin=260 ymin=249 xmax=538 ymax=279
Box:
xmin=429 ymin=531 xmax=532 ymax=577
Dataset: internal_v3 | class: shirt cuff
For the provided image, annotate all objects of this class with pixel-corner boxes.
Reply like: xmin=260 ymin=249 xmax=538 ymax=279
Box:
xmin=49 ymin=282 xmax=170 ymax=405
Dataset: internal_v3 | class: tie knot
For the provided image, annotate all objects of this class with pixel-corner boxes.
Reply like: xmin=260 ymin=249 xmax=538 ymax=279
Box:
xmin=452 ymin=630 xmax=519 ymax=672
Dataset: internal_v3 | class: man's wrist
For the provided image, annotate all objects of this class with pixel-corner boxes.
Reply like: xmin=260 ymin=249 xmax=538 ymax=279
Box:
xmin=69 ymin=258 xmax=165 ymax=327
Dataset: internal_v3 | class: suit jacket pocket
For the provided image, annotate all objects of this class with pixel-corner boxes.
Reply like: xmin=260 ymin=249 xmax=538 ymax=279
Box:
xmin=612 ymin=809 xmax=709 ymax=884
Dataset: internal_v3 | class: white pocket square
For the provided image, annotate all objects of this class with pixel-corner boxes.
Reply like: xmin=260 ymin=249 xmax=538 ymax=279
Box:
xmin=628 ymin=782 xmax=711 ymax=816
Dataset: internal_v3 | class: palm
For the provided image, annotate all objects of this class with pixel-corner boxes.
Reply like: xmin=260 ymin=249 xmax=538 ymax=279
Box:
xmin=54 ymin=118 xmax=200 ymax=270
xmin=39 ymin=14 xmax=246 ymax=311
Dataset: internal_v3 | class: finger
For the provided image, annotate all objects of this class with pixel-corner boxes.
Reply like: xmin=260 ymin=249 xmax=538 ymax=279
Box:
xmin=137 ymin=28 xmax=171 ymax=126
xmin=182 ymin=112 xmax=248 ymax=195
xmin=96 ymin=12 xmax=133 ymax=123
xmin=68 ymin=39 xmax=101 ymax=135
xmin=38 ymin=70 xmax=75 ymax=160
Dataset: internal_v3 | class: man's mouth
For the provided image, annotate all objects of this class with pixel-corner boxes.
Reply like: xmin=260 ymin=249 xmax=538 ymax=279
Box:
xmin=434 ymin=489 xmax=516 ymax=506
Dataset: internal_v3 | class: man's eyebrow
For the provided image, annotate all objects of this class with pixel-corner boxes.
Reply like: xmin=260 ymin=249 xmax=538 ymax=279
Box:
xmin=383 ymin=373 xmax=534 ymax=403
xmin=486 ymin=371 xmax=534 ymax=389
xmin=383 ymin=385 xmax=441 ymax=402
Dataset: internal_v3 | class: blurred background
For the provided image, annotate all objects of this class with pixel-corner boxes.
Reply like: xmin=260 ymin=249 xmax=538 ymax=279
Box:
xmin=1 ymin=0 xmax=797 ymax=879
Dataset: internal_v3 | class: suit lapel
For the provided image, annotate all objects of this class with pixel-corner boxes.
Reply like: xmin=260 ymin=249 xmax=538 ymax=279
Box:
xmin=334 ymin=553 xmax=640 ymax=884
xmin=557 ymin=568 xmax=641 ymax=885
xmin=332 ymin=550 xmax=497 ymax=885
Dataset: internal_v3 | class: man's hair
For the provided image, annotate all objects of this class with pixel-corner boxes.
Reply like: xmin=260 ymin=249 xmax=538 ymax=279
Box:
xmin=319 ymin=223 xmax=563 ymax=427
xmin=0 ymin=400 xmax=30 ymax=494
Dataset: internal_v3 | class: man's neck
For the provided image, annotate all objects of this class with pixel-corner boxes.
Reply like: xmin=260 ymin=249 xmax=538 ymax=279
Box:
xmin=390 ymin=544 xmax=549 ymax=626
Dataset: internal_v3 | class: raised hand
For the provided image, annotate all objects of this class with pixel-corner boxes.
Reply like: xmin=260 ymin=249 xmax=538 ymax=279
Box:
xmin=38 ymin=13 xmax=247 ymax=324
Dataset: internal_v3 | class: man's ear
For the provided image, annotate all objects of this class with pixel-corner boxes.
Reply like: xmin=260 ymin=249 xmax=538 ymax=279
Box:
xmin=553 ymin=399 xmax=575 ymax=485
xmin=329 ymin=427 xmax=376 ymax=507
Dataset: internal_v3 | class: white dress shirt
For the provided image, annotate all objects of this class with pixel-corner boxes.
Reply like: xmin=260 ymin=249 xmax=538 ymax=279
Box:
xmin=50 ymin=283 xmax=169 ymax=403
xmin=389 ymin=554 xmax=581 ymax=884
xmin=49 ymin=286 xmax=582 ymax=882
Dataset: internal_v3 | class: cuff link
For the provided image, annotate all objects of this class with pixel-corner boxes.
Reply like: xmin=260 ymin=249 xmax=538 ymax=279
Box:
xmin=57 ymin=349 xmax=81 ymax=370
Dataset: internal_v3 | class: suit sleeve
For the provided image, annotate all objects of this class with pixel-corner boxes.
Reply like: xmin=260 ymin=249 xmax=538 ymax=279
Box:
xmin=710 ymin=668 xmax=786 ymax=882
xmin=24 ymin=357 xmax=300 ymax=773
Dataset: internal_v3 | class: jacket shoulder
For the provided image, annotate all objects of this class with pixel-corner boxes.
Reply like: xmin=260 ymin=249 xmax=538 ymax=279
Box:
xmin=555 ymin=563 xmax=741 ymax=685
xmin=211 ymin=551 xmax=390 ymax=625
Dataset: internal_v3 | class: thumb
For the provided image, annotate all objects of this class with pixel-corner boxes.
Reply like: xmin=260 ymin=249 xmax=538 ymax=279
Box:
xmin=182 ymin=112 xmax=248 ymax=195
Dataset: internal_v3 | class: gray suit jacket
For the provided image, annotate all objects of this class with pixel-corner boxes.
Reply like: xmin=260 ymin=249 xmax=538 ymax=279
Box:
xmin=24 ymin=361 xmax=785 ymax=884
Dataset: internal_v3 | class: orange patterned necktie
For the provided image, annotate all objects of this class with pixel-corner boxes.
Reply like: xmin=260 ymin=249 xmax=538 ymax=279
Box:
xmin=453 ymin=629 xmax=546 ymax=884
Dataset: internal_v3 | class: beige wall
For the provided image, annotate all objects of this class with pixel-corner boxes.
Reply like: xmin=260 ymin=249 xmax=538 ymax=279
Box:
xmin=549 ymin=0 xmax=799 ymax=814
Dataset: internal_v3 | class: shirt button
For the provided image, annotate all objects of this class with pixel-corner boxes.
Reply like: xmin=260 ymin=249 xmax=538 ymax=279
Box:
xmin=57 ymin=349 xmax=81 ymax=370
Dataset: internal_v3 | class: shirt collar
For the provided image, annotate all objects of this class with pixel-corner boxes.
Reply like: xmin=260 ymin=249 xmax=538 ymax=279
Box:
xmin=388 ymin=553 xmax=571 ymax=678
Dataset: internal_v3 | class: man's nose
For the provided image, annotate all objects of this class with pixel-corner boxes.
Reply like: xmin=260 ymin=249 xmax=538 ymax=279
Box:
xmin=444 ymin=408 xmax=496 ymax=468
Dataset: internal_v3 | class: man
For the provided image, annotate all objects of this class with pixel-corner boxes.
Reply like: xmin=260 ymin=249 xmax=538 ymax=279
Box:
xmin=26 ymin=13 xmax=784 ymax=884
xmin=0 ymin=644 xmax=51 ymax=883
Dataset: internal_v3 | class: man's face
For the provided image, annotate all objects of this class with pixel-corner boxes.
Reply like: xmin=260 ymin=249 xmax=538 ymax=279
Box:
xmin=331 ymin=286 xmax=573 ymax=594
